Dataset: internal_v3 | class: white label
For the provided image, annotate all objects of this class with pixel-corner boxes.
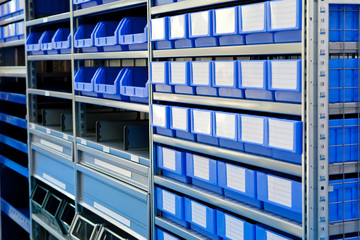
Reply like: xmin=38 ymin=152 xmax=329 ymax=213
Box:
xmin=215 ymin=7 xmax=236 ymax=34
xmin=43 ymin=17 xmax=48 ymax=23
xmin=162 ymin=190 xmax=176 ymax=215
xmin=162 ymin=148 xmax=176 ymax=171
xmin=43 ymin=173 xmax=66 ymax=190
xmin=171 ymin=107 xmax=188 ymax=131
xmin=170 ymin=15 xmax=186 ymax=39
xmin=191 ymin=201 xmax=207 ymax=228
xmin=29 ymin=123 xmax=35 ymax=129
xmin=170 ymin=62 xmax=187 ymax=85
xmin=192 ymin=62 xmax=211 ymax=86
xmin=215 ymin=62 xmax=235 ymax=87
xmin=215 ymin=112 xmax=236 ymax=139
xmin=242 ymin=3 xmax=265 ymax=32
xmin=151 ymin=18 xmax=165 ymax=40
xmin=63 ymin=135 xmax=69 ymax=141
xmin=271 ymin=61 xmax=298 ymax=90
xmin=190 ymin=11 xmax=210 ymax=36
xmin=268 ymin=119 xmax=295 ymax=151
xmin=192 ymin=110 xmax=212 ymax=135
xmin=163 ymin=232 xmax=178 ymax=240
xmin=94 ymin=159 xmax=132 ymax=178
xmin=270 ymin=0 xmax=297 ymax=30
xmin=103 ymin=146 xmax=110 ymax=153
xmin=241 ymin=116 xmax=264 ymax=144
xmin=80 ymin=139 xmax=87 ymax=145
xmin=267 ymin=231 xmax=288 ymax=240
xmin=241 ymin=62 xmax=265 ymax=88
xmin=151 ymin=62 xmax=166 ymax=84
xmin=225 ymin=214 xmax=244 ymax=240
xmin=152 ymin=105 xmax=167 ymax=128
xmin=45 ymin=91 xmax=50 ymax=96
xmin=94 ymin=202 xmax=131 ymax=227
xmin=193 ymin=155 xmax=210 ymax=181
xmin=131 ymin=155 xmax=140 ymax=163
xmin=268 ymin=175 xmax=292 ymax=208
xmin=46 ymin=128 xmax=51 ymax=134
xmin=226 ymin=164 xmax=246 ymax=192
xmin=40 ymin=139 xmax=64 ymax=152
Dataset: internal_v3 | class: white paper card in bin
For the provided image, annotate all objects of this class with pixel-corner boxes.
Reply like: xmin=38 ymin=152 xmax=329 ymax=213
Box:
xmin=171 ymin=107 xmax=188 ymax=131
xmin=170 ymin=15 xmax=186 ymax=39
xmin=151 ymin=62 xmax=166 ymax=84
xmin=241 ymin=116 xmax=264 ymax=144
xmin=162 ymin=148 xmax=176 ymax=171
xmin=270 ymin=0 xmax=297 ymax=30
xmin=271 ymin=61 xmax=298 ymax=90
xmin=215 ymin=7 xmax=236 ymax=34
xmin=170 ymin=62 xmax=187 ymax=85
xmin=267 ymin=231 xmax=289 ymax=240
xmin=193 ymin=110 xmax=212 ymax=135
xmin=162 ymin=190 xmax=176 ymax=215
xmin=152 ymin=105 xmax=167 ymax=128
xmin=215 ymin=62 xmax=235 ymax=87
xmin=193 ymin=155 xmax=210 ymax=181
xmin=242 ymin=3 xmax=265 ymax=32
xmin=164 ymin=232 xmax=178 ymax=240
xmin=268 ymin=175 xmax=292 ymax=208
xmin=191 ymin=201 xmax=207 ymax=228
xmin=151 ymin=18 xmax=166 ymax=40
xmin=216 ymin=112 xmax=236 ymax=140
xmin=192 ymin=62 xmax=211 ymax=86
xmin=268 ymin=119 xmax=295 ymax=151
xmin=226 ymin=164 xmax=246 ymax=192
xmin=225 ymin=214 xmax=244 ymax=240
xmin=241 ymin=62 xmax=265 ymax=88
xmin=190 ymin=11 xmax=210 ymax=37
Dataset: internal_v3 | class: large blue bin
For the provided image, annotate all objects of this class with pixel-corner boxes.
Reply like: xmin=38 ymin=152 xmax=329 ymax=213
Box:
xmin=118 ymin=17 xmax=148 ymax=51
xmin=119 ymin=67 xmax=149 ymax=103
xmin=217 ymin=210 xmax=255 ymax=240
xmin=169 ymin=14 xmax=193 ymax=49
xmin=330 ymin=5 xmax=360 ymax=42
xmin=151 ymin=17 xmax=172 ymax=50
xmin=94 ymin=21 xmax=127 ymax=52
xmin=52 ymin=28 xmax=71 ymax=54
xmin=26 ymin=32 xmax=43 ymax=55
xmin=74 ymin=24 xmax=102 ymax=53
xmin=256 ymin=226 xmax=293 ymax=240
xmin=189 ymin=10 xmax=218 ymax=47
xmin=74 ymin=67 xmax=101 ymax=97
xmin=169 ymin=61 xmax=194 ymax=95
xmin=40 ymin=30 xmax=57 ymax=54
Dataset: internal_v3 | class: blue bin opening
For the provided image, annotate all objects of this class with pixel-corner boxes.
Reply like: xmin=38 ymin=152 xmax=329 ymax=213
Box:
xmin=74 ymin=24 xmax=101 ymax=53
xmin=52 ymin=28 xmax=71 ymax=54
xmin=74 ymin=67 xmax=101 ymax=97
xmin=94 ymin=67 xmax=129 ymax=101
xmin=120 ymin=67 xmax=149 ymax=103
xmin=73 ymin=0 xmax=102 ymax=9
xmin=26 ymin=32 xmax=43 ymax=54
xmin=94 ymin=21 xmax=127 ymax=52
xmin=39 ymin=30 xmax=56 ymax=53
xmin=118 ymin=17 xmax=148 ymax=51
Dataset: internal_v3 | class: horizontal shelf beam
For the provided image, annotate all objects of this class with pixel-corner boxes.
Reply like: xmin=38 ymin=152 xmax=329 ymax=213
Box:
xmin=28 ymin=89 xmax=73 ymax=100
xmin=155 ymin=176 xmax=302 ymax=238
xmin=153 ymin=134 xmax=302 ymax=177
xmin=329 ymin=0 xmax=360 ymax=4
xmin=0 ymin=134 xmax=27 ymax=153
xmin=0 ymin=14 xmax=23 ymax=26
xmin=329 ymin=42 xmax=359 ymax=54
xmin=329 ymin=162 xmax=360 ymax=175
xmin=0 ymin=91 xmax=26 ymax=104
xmin=329 ymin=102 xmax=360 ymax=115
xmin=26 ymin=12 xmax=71 ymax=27
xmin=0 ymin=112 xmax=27 ymax=129
xmin=1 ymin=199 xmax=30 ymax=233
xmin=153 ymin=93 xmax=302 ymax=115
xmin=32 ymin=214 xmax=71 ymax=240
xmin=0 ymin=66 xmax=26 ymax=78
xmin=74 ymin=0 xmax=147 ymax=17
xmin=73 ymin=51 xmax=148 ymax=60
xmin=0 ymin=155 xmax=28 ymax=178
xmin=329 ymin=220 xmax=360 ymax=236
xmin=153 ymin=43 xmax=302 ymax=58
xmin=0 ymin=39 xmax=25 ymax=48
xmin=27 ymin=54 xmax=71 ymax=61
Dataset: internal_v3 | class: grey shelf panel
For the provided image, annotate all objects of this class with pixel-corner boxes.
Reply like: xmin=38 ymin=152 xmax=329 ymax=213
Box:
xmin=28 ymin=123 xmax=74 ymax=142
xmin=75 ymin=95 xmax=149 ymax=112
xmin=33 ymin=173 xmax=75 ymax=200
xmin=155 ymin=176 xmax=302 ymax=238
xmin=73 ymin=51 xmax=148 ymax=60
xmin=329 ymin=162 xmax=360 ymax=175
xmin=74 ymin=0 xmax=147 ymax=17
xmin=0 ymin=39 xmax=25 ymax=48
xmin=153 ymin=43 xmax=302 ymax=58
xmin=329 ymin=42 xmax=359 ymax=54
xmin=153 ymin=92 xmax=302 ymax=116
xmin=151 ymin=0 xmax=238 ymax=15
xmin=0 ymin=14 xmax=23 ymax=26
xmin=28 ymin=89 xmax=73 ymax=100
xmin=27 ymin=54 xmax=72 ymax=61
xmin=26 ymin=12 xmax=71 ymax=27
xmin=32 ymin=214 xmax=72 ymax=240
xmin=0 ymin=66 xmax=26 ymax=78
xmin=155 ymin=217 xmax=209 ymax=240
xmin=153 ymin=134 xmax=302 ymax=177
xmin=329 ymin=221 xmax=360 ymax=236
xmin=329 ymin=102 xmax=360 ymax=115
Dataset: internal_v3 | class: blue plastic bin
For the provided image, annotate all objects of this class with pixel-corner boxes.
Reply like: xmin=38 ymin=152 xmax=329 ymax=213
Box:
xmin=155 ymin=0 xmax=176 ymax=6
xmin=118 ymin=17 xmax=148 ymax=51
xmin=151 ymin=17 xmax=173 ymax=50
xmin=268 ymin=60 xmax=302 ymax=103
xmin=329 ymin=178 xmax=359 ymax=222
xmin=150 ymin=62 xmax=173 ymax=93
xmin=156 ymin=145 xmax=189 ymax=183
xmin=170 ymin=106 xmax=195 ymax=141
xmin=191 ymin=61 xmax=217 ymax=96
xmin=213 ymin=6 xmax=244 ymax=46
xmin=25 ymin=32 xmax=43 ymax=55
xmin=94 ymin=21 xmax=127 ymax=52
xmin=119 ymin=67 xmax=149 ymax=103
xmin=329 ymin=118 xmax=359 ymax=163
xmin=156 ymin=187 xmax=188 ymax=227
xmin=73 ymin=0 xmax=102 ymax=9
xmin=16 ymin=21 xmax=24 ymax=39
xmin=330 ymin=5 xmax=360 ymax=42
xmin=257 ymin=172 xmax=302 ymax=222
xmin=151 ymin=104 xmax=173 ymax=137
xmin=34 ymin=0 xmax=69 ymax=16
xmin=74 ymin=24 xmax=102 ymax=53
xmin=268 ymin=118 xmax=303 ymax=165
xmin=329 ymin=58 xmax=359 ymax=103
xmin=213 ymin=61 xmax=244 ymax=99
xmin=156 ymin=229 xmax=180 ymax=240
xmin=0 ymin=27 xmax=3 ymax=43
xmin=3 ymin=23 xmax=20 ymax=42
xmin=217 ymin=210 xmax=255 ymax=240
xmin=256 ymin=226 xmax=293 ymax=240
xmin=184 ymin=198 xmax=219 ymax=240
xmin=186 ymin=153 xmax=222 ymax=194
xmin=268 ymin=0 xmax=302 ymax=43
xmin=214 ymin=111 xmax=243 ymax=151
xmin=169 ymin=14 xmax=193 ymax=49
xmin=191 ymin=108 xmax=218 ymax=146
xmin=218 ymin=162 xmax=262 ymax=208
xmin=52 ymin=28 xmax=71 ymax=54
xmin=169 ymin=61 xmax=194 ymax=94
xmin=189 ymin=10 xmax=218 ymax=47
xmin=74 ymin=67 xmax=101 ymax=97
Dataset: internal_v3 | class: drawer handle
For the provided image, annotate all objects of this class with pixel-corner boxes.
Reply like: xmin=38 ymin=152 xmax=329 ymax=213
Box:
xmin=94 ymin=159 xmax=132 ymax=178
xmin=40 ymin=139 xmax=64 ymax=153
xmin=93 ymin=202 xmax=131 ymax=227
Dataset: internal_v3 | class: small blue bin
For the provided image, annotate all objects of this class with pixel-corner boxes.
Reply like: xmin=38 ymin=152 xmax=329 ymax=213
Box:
xmin=15 ymin=21 xmax=24 ymax=40
xmin=156 ymin=187 xmax=188 ymax=227
xmin=213 ymin=61 xmax=244 ymax=99
xmin=3 ymin=23 xmax=20 ymax=42
xmin=184 ymin=198 xmax=219 ymax=240
xmin=151 ymin=104 xmax=174 ymax=137
xmin=40 ymin=30 xmax=57 ymax=54
xmin=170 ymin=106 xmax=195 ymax=141
xmin=257 ymin=172 xmax=302 ymax=222
xmin=26 ymin=32 xmax=43 ymax=55
xmin=150 ymin=62 xmax=173 ymax=93
xmin=218 ymin=162 xmax=262 ymax=208
xmin=156 ymin=229 xmax=180 ymax=240
xmin=151 ymin=17 xmax=173 ymax=50
xmin=191 ymin=108 xmax=218 ymax=146
xmin=73 ymin=0 xmax=102 ymax=9
xmin=93 ymin=67 xmax=129 ymax=101
xmin=169 ymin=14 xmax=193 ymax=49
xmin=268 ymin=0 xmax=302 ymax=43
xmin=189 ymin=10 xmax=218 ymax=47
xmin=217 ymin=210 xmax=255 ymax=240
xmin=156 ymin=145 xmax=189 ymax=183
xmin=329 ymin=118 xmax=359 ymax=163
xmin=214 ymin=111 xmax=243 ymax=151
xmin=119 ymin=67 xmax=149 ymax=103
xmin=329 ymin=5 xmax=360 ymax=42
xmin=0 ymin=27 xmax=3 ymax=43
xmin=169 ymin=61 xmax=194 ymax=95
xmin=256 ymin=226 xmax=293 ymax=240
xmin=191 ymin=61 xmax=218 ymax=96
xmin=268 ymin=60 xmax=302 ymax=103
xmin=74 ymin=67 xmax=101 ymax=98
xmin=329 ymin=178 xmax=359 ymax=222
xmin=155 ymin=0 xmax=176 ymax=6
xmin=241 ymin=2 xmax=273 ymax=44
xmin=213 ymin=6 xmax=244 ymax=46
xmin=240 ymin=60 xmax=274 ymax=101
xmin=94 ymin=21 xmax=127 ymax=52
xmin=52 ymin=28 xmax=71 ymax=54
xmin=118 ymin=17 xmax=148 ymax=51
xmin=74 ymin=24 xmax=102 ymax=53
xmin=186 ymin=153 xmax=222 ymax=194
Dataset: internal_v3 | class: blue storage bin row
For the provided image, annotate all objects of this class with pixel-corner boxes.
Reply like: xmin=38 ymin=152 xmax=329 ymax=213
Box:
xmin=0 ymin=21 xmax=24 ymax=43
xmin=150 ymin=59 xmax=302 ymax=103
xmin=74 ymin=67 xmax=149 ymax=103
xmin=151 ymin=0 xmax=302 ymax=49
xmin=329 ymin=118 xmax=359 ymax=163
xmin=154 ymin=0 xmax=187 ymax=7
xmin=329 ymin=178 xmax=360 ymax=223
xmin=73 ymin=0 xmax=117 ymax=9
xmin=329 ymin=58 xmax=359 ymax=103
xmin=74 ymin=18 xmax=148 ymax=53
xmin=156 ymin=187 xmax=298 ymax=239
xmin=0 ymin=0 xmax=24 ymax=20
xmin=26 ymin=28 xmax=71 ymax=55
xmin=330 ymin=4 xmax=360 ymax=42
xmin=156 ymin=145 xmax=302 ymax=222
xmin=152 ymin=104 xmax=303 ymax=164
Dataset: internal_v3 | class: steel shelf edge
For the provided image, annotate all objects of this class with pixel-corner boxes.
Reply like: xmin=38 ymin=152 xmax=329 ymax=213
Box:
xmin=0 ymin=66 xmax=26 ymax=78
xmin=0 ymin=39 xmax=25 ymax=48
xmin=0 ymin=14 xmax=24 ymax=26
xmin=32 ymin=214 xmax=71 ymax=240
xmin=27 ymin=54 xmax=72 ymax=61
xmin=27 ymin=89 xmax=73 ymax=100
xmin=26 ymin=12 xmax=71 ymax=27
xmin=1 ymin=198 xmax=30 ymax=233
xmin=32 ymin=174 xmax=75 ymax=200
xmin=73 ymin=51 xmax=148 ymax=60
xmin=28 ymin=123 xmax=74 ymax=142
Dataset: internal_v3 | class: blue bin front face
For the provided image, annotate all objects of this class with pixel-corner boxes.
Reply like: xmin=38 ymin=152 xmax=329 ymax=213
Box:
xmin=268 ymin=0 xmax=302 ymax=32
xmin=53 ymin=28 xmax=71 ymax=49
xmin=184 ymin=198 xmax=216 ymax=234
xmin=256 ymin=226 xmax=292 ymax=240
xmin=156 ymin=187 xmax=186 ymax=222
xmin=169 ymin=61 xmax=190 ymax=86
xmin=94 ymin=21 xmax=120 ymax=46
xmin=329 ymin=5 xmax=360 ymax=42
xmin=151 ymin=17 xmax=168 ymax=42
xmin=74 ymin=25 xmax=97 ymax=48
xmin=213 ymin=7 xmax=240 ymax=36
xmin=213 ymin=61 xmax=238 ymax=88
xmin=170 ymin=106 xmax=191 ymax=132
xmin=151 ymin=104 xmax=170 ymax=129
xmin=214 ymin=111 xmax=239 ymax=141
xmin=189 ymin=10 xmax=213 ymax=38
xmin=190 ymin=61 xmax=213 ymax=87
xmin=40 ymin=31 xmax=56 ymax=51
xmin=25 ymin=32 xmax=42 ymax=51
xmin=94 ymin=67 xmax=122 ymax=94
xmin=191 ymin=108 xmax=214 ymax=136
xmin=74 ymin=67 xmax=99 ymax=92
xmin=268 ymin=60 xmax=302 ymax=92
xmin=217 ymin=210 xmax=255 ymax=240
xmin=151 ymin=62 xmax=169 ymax=85
xmin=169 ymin=14 xmax=188 ymax=40
xmin=240 ymin=2 xmax=267 ymax=34
xmin=240 ymin=114 xmax=267 ymax=146
xmin=157 ymin=146 xmax=186 ymax=177
xmin=156 ymin=229 xmax=179 ymax=240
xmin=186 ymin=153 xmax=218 ymax=186
xmin=239 ymin=60 xmax=267 ymax=90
